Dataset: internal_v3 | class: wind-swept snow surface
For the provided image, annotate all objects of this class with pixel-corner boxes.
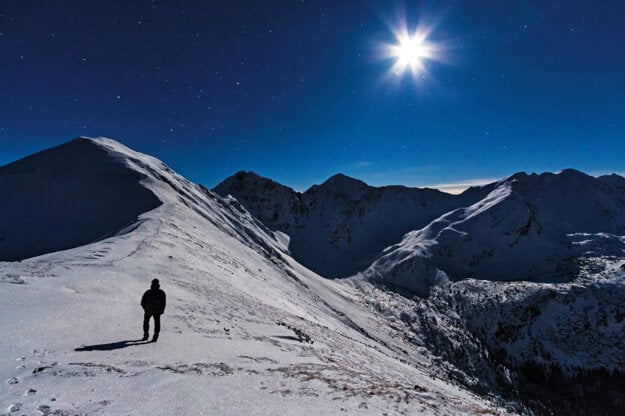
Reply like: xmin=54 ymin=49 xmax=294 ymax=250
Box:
xmin=0 ymin=138 xmax=507 ymax=415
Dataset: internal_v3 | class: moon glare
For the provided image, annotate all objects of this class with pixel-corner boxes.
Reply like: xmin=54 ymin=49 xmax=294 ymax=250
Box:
xmin=389 ymin=32 xmax=432 ymax=76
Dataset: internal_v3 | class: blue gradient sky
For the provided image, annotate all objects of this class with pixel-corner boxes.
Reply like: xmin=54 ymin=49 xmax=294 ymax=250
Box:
xmin=1 ymin=1 xmax=624 ymax=192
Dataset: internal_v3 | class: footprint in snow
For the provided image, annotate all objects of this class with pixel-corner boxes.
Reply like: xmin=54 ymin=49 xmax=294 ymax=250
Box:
xmin=0 ymin=274 xmax=26 ymax=284
xmin=25 ymin=388 xmax=37 ymax=396
xmin=32 ymin=349 xmax=50 ymax=357
xmin=37 ymin=404 xmax=52 ymax=414
xmin=6 ymin=402 xmax=22 ymax=412
xmin=5 ymin=377 xmax=18 ymax=385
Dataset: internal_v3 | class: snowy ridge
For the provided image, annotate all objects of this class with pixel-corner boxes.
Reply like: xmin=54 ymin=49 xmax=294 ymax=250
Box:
xmin=0 ymin=137 xmax=507 ymax=415
xmin=214 ymin=171 xmax=485 ymax=278
xmin=366 ymin=181 xmax=514 ymax=295
xmin=366 ymin=170 xmax=625 ymax=295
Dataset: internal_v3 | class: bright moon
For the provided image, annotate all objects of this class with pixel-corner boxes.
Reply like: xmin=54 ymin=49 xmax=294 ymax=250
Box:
xmin=389 ymin=32 xmax=432 ymax=76
xmin=378 ymin=14 xmax=448 ymax=85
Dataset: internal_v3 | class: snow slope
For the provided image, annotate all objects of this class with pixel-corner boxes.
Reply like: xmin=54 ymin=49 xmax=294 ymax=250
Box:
xmin=0 ymin=138 xmax=507 ymax=415
xmin=347 ymin=262 xmax=625 ymax=415
xmin=348 ymin=170 xmax=625 ymax=414
xmin=366 ymin=169 xmax=625 ymax=295
xmin=214 ymin=171 xmax=487 ymax=278
xmin=216 ymin=166 xmax=625 ymax=414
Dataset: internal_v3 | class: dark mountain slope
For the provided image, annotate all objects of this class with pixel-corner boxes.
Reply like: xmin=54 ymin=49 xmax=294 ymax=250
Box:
xmin=0 ymin=137 xmax=161 ymax=261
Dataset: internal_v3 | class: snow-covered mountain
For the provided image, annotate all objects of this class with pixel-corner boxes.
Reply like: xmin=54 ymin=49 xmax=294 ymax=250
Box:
xmin=214 ymin=171 xmax=488 ymax=278
xmin=215 ymin=166 xmax=625 ymax=415
xmin=0 ymin=138 xmax=162 ymax=261
xmin=366 ymin=169 xmax=625 ymax=295
xmin=4 ymin=137 xmax=625 ymax=415
xmin=0 ymin=138 xmax=507 ymax=415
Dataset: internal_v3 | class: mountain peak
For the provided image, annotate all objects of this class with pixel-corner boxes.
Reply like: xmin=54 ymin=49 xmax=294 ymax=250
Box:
xmin=0 ymin=137 xmax=162 ymax=261
xmin=309 ymin=173 xmax=368 ymax=194
xmin=233 ymin=170 xmax=263 ymax=180
xmin=214 ymin=170 xmax=297 ymax=197
xmin=503 ymin=169 xmax=594 ymax=188
xmin=598 ymin=173 xmax=625 ymax=189
xmin=325 ymin=173 xmax=363 ymax=183
xmin=556 ymin=168 xmax=599 ymax=184
xmin=67 ymin=135 xmax=117 ymax=147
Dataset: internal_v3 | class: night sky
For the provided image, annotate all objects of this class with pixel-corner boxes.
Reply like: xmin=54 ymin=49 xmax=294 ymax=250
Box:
xmin=1 ymin=1 xmax=624 ymax=192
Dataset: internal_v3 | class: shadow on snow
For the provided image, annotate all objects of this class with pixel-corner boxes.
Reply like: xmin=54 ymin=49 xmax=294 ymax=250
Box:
xmin=74 ymin=339 xmax=153 ymax=351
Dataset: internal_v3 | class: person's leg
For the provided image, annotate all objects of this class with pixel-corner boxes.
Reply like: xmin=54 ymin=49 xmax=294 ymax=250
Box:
xmin=143 ymin=312 xmax=151 ymax=340
xmin=152 ymin=314 xmax=161 ymax=341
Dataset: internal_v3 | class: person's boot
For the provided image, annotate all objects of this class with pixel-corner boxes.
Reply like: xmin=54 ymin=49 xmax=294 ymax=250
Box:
xmin=142 ymin=333 xmax=149 ymax=341
xmin=152 ymin=334 xmax=159 ymax=342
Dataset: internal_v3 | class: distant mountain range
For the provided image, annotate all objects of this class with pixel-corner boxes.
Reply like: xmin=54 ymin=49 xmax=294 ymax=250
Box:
xmin=215 ymin=168 xmax=625 ymax=295
xmin=213 ymin=161 xmax=625 ymax=415
xmin=214 ymin=170 xmax=479 ymax=278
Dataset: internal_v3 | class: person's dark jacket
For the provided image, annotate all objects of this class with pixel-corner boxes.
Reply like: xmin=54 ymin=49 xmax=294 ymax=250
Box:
xmin=141 ymin=288 xmax=166 ymax=315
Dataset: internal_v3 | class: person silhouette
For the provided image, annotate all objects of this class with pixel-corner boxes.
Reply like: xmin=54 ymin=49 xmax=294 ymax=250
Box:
xmin=141 ymin=279 xmax=166 ymax=342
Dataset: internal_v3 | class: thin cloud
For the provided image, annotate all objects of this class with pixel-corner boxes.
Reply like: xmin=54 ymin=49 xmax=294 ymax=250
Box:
xmin=427 ymin=177 xmax=499 ymax=194
xmin=586 ymin=169 xmax=625 ymax=178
